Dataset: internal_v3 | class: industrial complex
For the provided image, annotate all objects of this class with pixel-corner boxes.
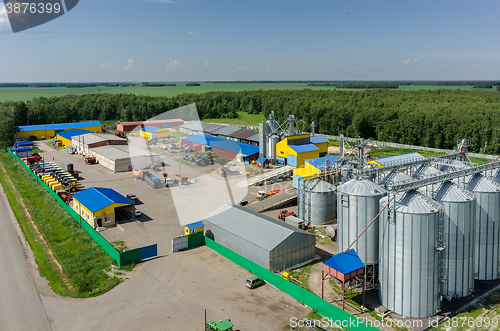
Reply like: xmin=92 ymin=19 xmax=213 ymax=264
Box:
xmin=7 ymin=113 xmax=500 ymax=329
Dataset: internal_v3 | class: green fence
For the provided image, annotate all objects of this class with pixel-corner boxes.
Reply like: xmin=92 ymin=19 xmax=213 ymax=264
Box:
xmin=205 ymin=237 xmax=377 ymax=330
xmin=7 ymin=149 xmax=137 ymax=266
xmin=188 ymin=231 xmax=205 ymax=247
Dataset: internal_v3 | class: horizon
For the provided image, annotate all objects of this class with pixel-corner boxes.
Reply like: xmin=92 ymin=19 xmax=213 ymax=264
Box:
xmin=1 ymin=0 xmax=499 ymax=82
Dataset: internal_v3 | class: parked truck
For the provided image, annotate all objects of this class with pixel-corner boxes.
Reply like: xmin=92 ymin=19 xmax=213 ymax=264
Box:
xmin=206 ymin=319 xmax=233 ymax=331
xmin=26 ymin=153 xmax=42 ymax=164
xmin=161 ymin=173 xmax=175 ymax=187
xmin=85 ymin=157 xmax=96 ymax=164
xmin=66 ymin=146 xmax=76 ymax=154
xmin=132 ymin=169 xmax=150 ymax=180
xmin=144 ymin=173 xmax=162 ymax=188
xmin=175 ymin=174 xmax=189 ymax=186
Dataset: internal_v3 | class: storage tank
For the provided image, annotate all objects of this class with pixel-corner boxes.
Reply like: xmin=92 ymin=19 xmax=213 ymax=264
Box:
xmin=337 ymin=177 xmax=386 ymax=265
xmin=381 ymin=169 xmax=413 ymax=186
xmin=304 ymin=178 xmax=336 ymax=226
xmin=267 ymin=135 xmax=278 ymax=161
xmin=413 ymin=164 xmax=443 ymax=178
xmin=434 ymin=160 xmax=468 ymax=173
xmin=466 ymin=173 xmax=500 ymax=280
xmin=379 ymin=190 xmax=441 ymax=318
xmin=432 ymin=180 xmax=476 ymax=298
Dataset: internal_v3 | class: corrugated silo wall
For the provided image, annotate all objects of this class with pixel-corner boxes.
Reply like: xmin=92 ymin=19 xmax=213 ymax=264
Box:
xmin=269 ymin=232 xmax=315 ymax=270
xmin=442 ymin=199 xmax=476 ymax=298
xmin=308 ymin=190 xmax=336 ymax=226
xmin=337 ymin=192 xmax=383 ymax=265
xmin=379 ymin=207 xmax=441 ymax=318
xmin=475 ymin=191 xmax=500 ymax=280
xmin=203 ymin=220 xmax=270 ymax=268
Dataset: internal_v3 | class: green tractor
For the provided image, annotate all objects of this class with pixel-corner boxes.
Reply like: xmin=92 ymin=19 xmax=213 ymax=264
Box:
xmin=205 ymin=319 xmax=234 ymax=331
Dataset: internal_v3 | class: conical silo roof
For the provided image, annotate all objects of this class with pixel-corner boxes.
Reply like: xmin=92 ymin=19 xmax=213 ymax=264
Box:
xmin=304 ymin=177 xmax=335 ymax=193
xmin=433 ymin=180 xmax=475 ymax=202
xmin=337 ymin=177 xmax=386 ymax=196
xmin=467 ymin=173 xmax=500 ymax=193
xmin=383 ymin=190 xmax=441 ymax=214
xmin=414 ymin=164 xmax=442 ymax=178
xmin=381 ymin=170 xmax=414 ymax=186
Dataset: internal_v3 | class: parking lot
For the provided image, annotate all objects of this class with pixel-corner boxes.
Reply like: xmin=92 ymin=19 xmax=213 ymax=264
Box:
xmin=33 ymin=138 xmax=309 ymax=330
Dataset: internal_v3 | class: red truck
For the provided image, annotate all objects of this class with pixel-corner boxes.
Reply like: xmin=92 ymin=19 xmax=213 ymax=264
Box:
xmin=278 ymin=210 xmax=297 ymax=220
xmin=26 ymin=153 xmax=42 ymax=164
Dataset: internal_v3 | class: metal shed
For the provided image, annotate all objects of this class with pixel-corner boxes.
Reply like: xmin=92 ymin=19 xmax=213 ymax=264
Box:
xmin=203 ymin=204 xmax=316 ymax=270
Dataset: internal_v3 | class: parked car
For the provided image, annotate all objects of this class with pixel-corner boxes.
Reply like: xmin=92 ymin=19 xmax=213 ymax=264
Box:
xmin=246 ymin=276 xmax=263 ymax=289
xmin=134 ymin=209 xmax=142 ymax=217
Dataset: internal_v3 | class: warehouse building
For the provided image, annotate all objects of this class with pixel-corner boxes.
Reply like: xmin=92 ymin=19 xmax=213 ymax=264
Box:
xmin=11 ymin=147 xmax=32 ymax=158
xmin=203 ymin=204 xmax=316 ymax=270
xmin=276 ymin=134 xmax=329 ymax=167
xmin=88 ymin=145 xmax=160 ymax=172
xmin=72 ymin=187 xmax=135 ymax=228
xmin=293 ymin=154 xmax=340 ymax=188
xmin=179 ymin=121 xmax=259 ymax=145
xmin=182 ymin=134 xmax=259 ymax=163
xmin=139 ymin=126 xmax=170 ymax=140
xmin=117 ymin=119 xmax=184 ymax=132
xmin=56 ymin=129 xmax=92 ymax=147
xmin=15 ymin=121 xmax=102 ymax=139
xmin=72 ymin=133 xmax=127 ymax=155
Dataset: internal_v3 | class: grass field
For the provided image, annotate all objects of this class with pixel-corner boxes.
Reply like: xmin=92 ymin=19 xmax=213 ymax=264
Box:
xmin=2 ymin=83 xmax=495 ymax=103
xmin=0 ymin=151 xmax=122 ymax=297
xmin=201 ymin=111 xmax=265 ymax=126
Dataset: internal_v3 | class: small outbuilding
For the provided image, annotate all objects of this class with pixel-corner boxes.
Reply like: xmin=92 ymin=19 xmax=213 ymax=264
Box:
xmin=72 ymin=187 xmax=135 ymax=228
xmin=56 ymin=129 xmax=93 ymax=147
xmin=203 ymin=204 xmax=316 ymax=270
xmin=12 ymin=147 xmax=32 ymax=158
xmin=15 ymin=141 xmax=35 ymax=148
xmin=256 ymin=156 xmax=269 ymax=168
xmin=184 ymin=221 xmax=204 ymax=235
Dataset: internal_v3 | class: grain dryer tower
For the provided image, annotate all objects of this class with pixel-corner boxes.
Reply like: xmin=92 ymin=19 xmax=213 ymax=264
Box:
xmin=379 ymin=190 xmax=442 ymax=318
xmin=337 ymin=177 xmax=386 ymax=287
xmin=432 ymin=180 xmax=476 ymax=298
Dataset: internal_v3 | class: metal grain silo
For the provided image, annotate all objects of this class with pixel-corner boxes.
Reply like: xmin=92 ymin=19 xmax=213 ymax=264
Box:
xmin=304 ymin=178 xmax=336 ymax=226
xmin=381 ymin=169 xmax=414 ymax=186
xmin=379 ymin=190 xmax=441 ymax=318
xmin=414 ymin=164 xmax=443 ymax=178
xmin=337 ymin=177 xmax=386 ymax=287
xmin=432 ymin=181 xmax=476 ymax=298
xmin=466 ymin=173 xmax=500 ymax=280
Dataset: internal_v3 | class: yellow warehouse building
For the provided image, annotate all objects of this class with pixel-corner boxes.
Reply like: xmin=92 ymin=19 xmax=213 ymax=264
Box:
xmin=15 ymin=121 xmax=102 ymax=140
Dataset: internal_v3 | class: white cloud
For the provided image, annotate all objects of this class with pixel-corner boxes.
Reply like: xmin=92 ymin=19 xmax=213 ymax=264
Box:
xmin=336 ymin=66 xmax=345 ymax=69
xmin=227 ymin=66 xmax=246 ymax=73
xmin=473 ymin=64 xmax=476 ymax=69
xmin=352 ymin=66 xmax=360 ymax=70
xmin=98 ymin=62 xmax=115 ymax=73
xmin=414 ymin=59 xmax=418 ymax=63
xmin=123 ymin=59 xmax=134 ymax=71
xmin=0 ymin=4 xmax=9 ymax=27
xmin=403 ymin=59 xmax=410 ymax=64
xmin=206 ymin=61 xmax=210 ymax=66
xmin=413 ymin=53 xmax=500 ymax=58
xmin=165 ymin=60 xmax=179 ymax=72
xmin=265 ymin=67 xmax=271 ymax=72
xmin=187 ymin=31 xmax=193 ymax=34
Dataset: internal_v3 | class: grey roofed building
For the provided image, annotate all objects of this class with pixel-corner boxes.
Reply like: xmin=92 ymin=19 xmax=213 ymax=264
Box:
xmin=180 ymin=121 xmax=259 ymax=144
xmin=89 ymin=145 xmax=160 ymax=172
xmin=211 ymin=126 xmax=240 ymax=137
xmin=203 ymin=204 xmax=316 ymax=270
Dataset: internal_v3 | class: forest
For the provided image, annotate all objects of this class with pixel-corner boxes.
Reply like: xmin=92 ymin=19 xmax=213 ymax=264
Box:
xmin=1 ymin=88 xmax=500 ymax=154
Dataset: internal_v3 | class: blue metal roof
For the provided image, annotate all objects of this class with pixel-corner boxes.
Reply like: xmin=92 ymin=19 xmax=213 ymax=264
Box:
xmin=141 ymin=126 xmax=160 ymax=133
xmin=56 ymin=129 xmax=93 ymax=141
xmin=323 ymin=249 xmax=365 ymax=274
xmin=16 ymin=141 xmax=34 ymax=147
xmin=306 ymin=155 xmax=340 ymax=170
xmin=72 ymin=187 xmax=134 ymax=213
xmin=310 ymin=136 xmax=329 ymax=144
xmin=256 ymin=157 xmax=268 ymax=163
xmin=186 ymin=221 xmax=204 ymax=230
xmin=17 ymin=121 xmax=102 ymax=132
xmin=12 ymin=147 xmax=32 ymax=152
xmin=375 ymin=152 xmax=426 ymax=167
xmin=288 ymin=143 xmax=320 ymax=153
xmin=182 ymin=134 xmax=259 ymax=156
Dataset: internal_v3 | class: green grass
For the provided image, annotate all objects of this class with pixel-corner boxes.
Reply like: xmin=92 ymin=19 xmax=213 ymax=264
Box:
xmin=0 ymin=151 xmax=122 ymax=297
xmin=369 ymin=146 xmax=438 ymax=159
xmin=0 ymin=86 xmax=129 ymax=102
xmin=47 ymin=141 xmax=66 ymax=150
xmin=202 ymin=111 xmax=265 ymax=126
xmin=288 ymin=264 xmax=313 ymax=292
xmin=1 ymin=83 xmax=497 ymax=103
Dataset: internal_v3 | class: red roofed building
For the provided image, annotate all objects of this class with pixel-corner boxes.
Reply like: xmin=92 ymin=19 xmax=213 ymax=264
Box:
xmin=117 ymin=119 xmax=184 ymax=132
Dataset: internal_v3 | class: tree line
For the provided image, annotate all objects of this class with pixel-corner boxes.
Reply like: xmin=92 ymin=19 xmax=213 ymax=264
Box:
xmin=1 ymin=88 xmax=500 ymax=154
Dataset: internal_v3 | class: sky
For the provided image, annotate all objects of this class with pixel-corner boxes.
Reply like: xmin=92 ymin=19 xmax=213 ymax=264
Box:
xmin=0 ymin=0 xmax=499 ymax=82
